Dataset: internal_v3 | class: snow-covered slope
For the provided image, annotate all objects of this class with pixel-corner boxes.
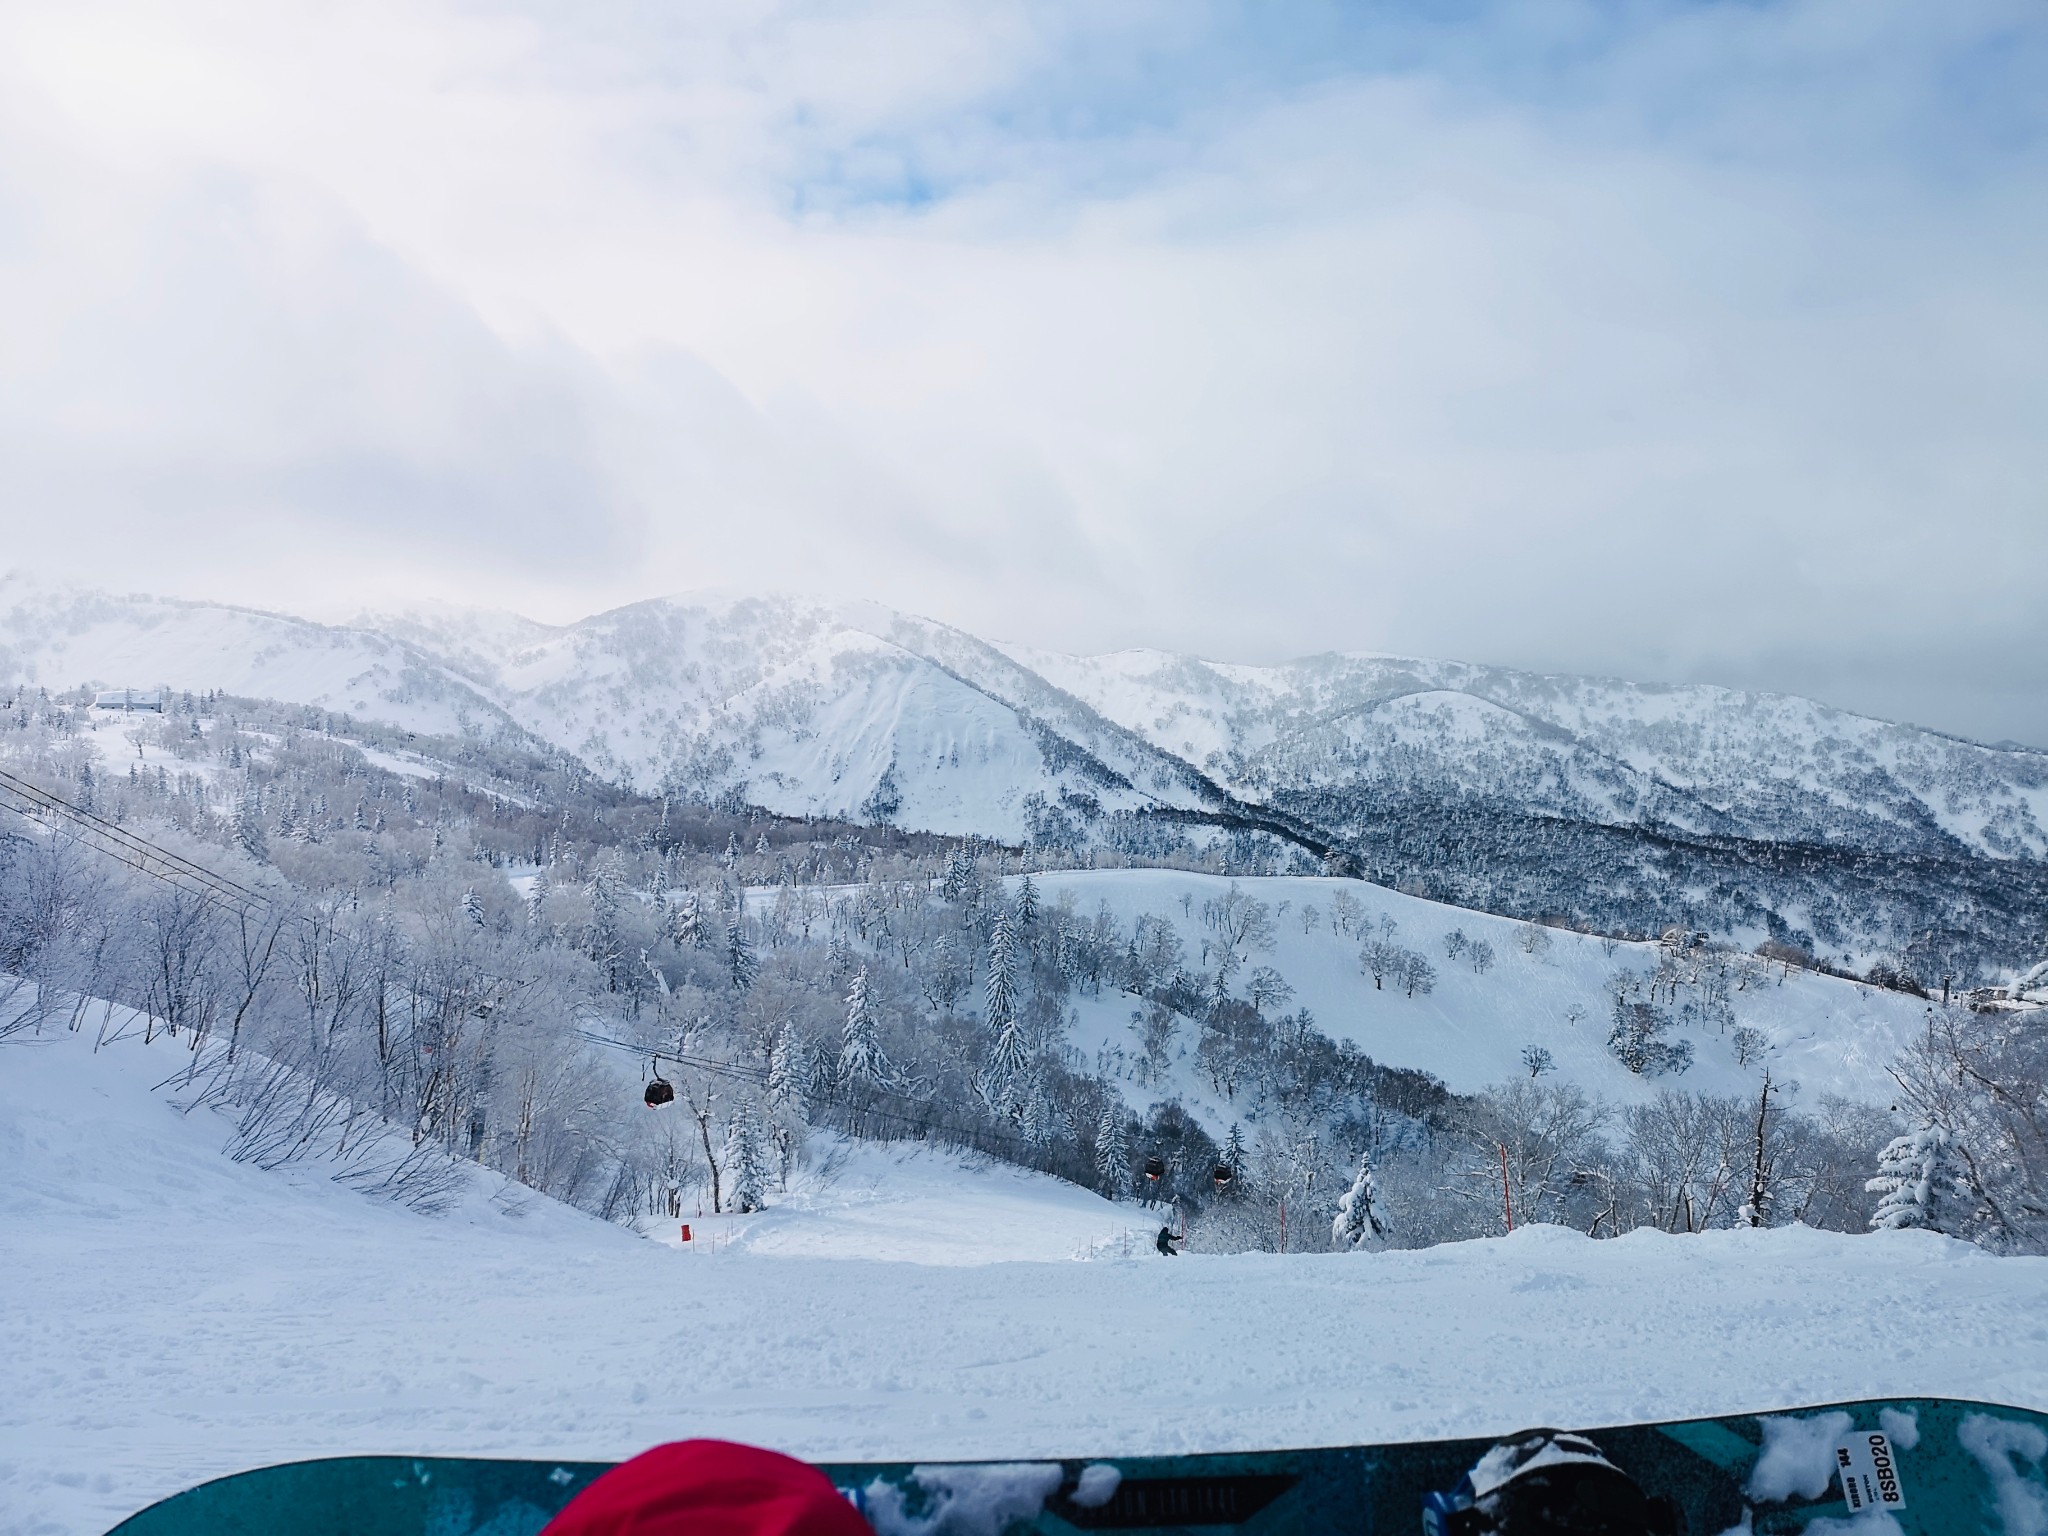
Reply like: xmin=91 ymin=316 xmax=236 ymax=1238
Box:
xmin=1 ymin=580 xmax=1227 ymax=841
xmin=1006 ymin=646 xmax=2048 ymax=862
xmin=1028 ymin=870 xmax=1931 ymax=1112
xmin=0 ymin=575 xmax=512 ymax=741
xmin=9 ymin=1014 xmax=2048 ymax=1536
xmin=373 ymin=593 xmax=1224 ymax=837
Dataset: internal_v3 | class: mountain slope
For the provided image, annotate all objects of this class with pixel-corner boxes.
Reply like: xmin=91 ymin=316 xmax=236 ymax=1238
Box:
xmin=0 ymin=575 xmax=513 ymax=740
xmin=1004 ymin=646 xmax=2048 ymax=863
xmin=7 ymin=575 xmax=2046 ymax=969
xmin=362 ymin=592 xmax=1231 ymax=840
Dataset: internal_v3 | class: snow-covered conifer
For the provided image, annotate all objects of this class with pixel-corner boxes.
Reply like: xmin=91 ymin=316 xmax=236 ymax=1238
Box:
xmin=986 ymin=906 xmax=1019 ymax=1026
xmin=1222 ymin=1122 xmax=1247 ymax=1180
xmin=462 ymin=887 xmax=485 ymax=927
xmin=672 ymin=890 xmax=703 ymax=947
xmin=1015 ymin=875 xmax=1039 ymax=935
xmin=1094 ymin=1105 xmax=1130 ymax=1196
xmin=841 ymin=967 xmax=885 ymax=1084
xmin=1331 ymin=1152 xmax=1388 ymax=1248
xmin=1021 ymin=1083 xmax=1054 ymax=1148
xmin=235 ymin=789 xmax=268 ymax=861
xmin=726 ymin=919 xmax=757 ymax=993
xmin=723 ymin=1097 xmax=769 ymax=1213
xmin=1868 ymin=1125 xmax=1973 ymax=1235
xmin=766 ymin=1030 xmax=805 ymax=1114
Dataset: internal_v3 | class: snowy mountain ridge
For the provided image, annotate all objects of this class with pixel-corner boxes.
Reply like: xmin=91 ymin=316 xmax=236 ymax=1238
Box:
xmin=1006 ymin=644 xmax=2048 ymax=862
xmin=7 ymin=571 xmax=2047 ymax=966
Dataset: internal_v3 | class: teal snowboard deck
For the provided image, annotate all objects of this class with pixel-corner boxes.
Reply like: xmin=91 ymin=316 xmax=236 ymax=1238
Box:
xmin=106 ymin=1397 xmax=2047 ymax=1535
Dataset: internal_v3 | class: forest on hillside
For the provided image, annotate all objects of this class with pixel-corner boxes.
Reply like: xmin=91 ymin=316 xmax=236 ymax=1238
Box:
xmin=2 ymin=685 xmax=2043 ymax=1255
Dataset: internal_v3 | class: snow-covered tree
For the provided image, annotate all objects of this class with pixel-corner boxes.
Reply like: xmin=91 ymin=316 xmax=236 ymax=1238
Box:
xmin=840 ymin=967 xmax=885 ymax=1084
xmin=1608 ymin=996 xmax=1693 ymax=1077
xmin=672 ymin=891 xmax=703 ymax=948
xmin=1021 ymin=1083 xmax=1055 ymax=1148
xmin=726 ymin=919 xmax=757 ymax=994
xmin=1331 ymin=1152 xmax=1388 ymax=1248
xmin=235 ymin=789 xmax=268 ymax=861
xmin=988 ymin=1013 xmax=1028 ymax=1089
xmin=1014 ymin=875 xmax=1040 ymax=937
xmin=1246 ymin=965 xmax=1294 ymax=1013
xmin=1361 ymin=938 xmax=1399 ymax=990
xmin=1094 ymin=1104 xmax=1129 ymax=1196
xmin=1219 ymin=1122 xmax=1248 ymax=1199
xmin=462 ymin=887 xmax=485 ymax=927
xmin=1868 ymin=1125 xmax=1973 ymax=1235
xmin=767 ymin=1029 xmax=806 ymax=1115
xmin=986 ymin=906 xmax=1018 ymax=1031
xmin=723 ymin=1097 xmax=769 ymax=1213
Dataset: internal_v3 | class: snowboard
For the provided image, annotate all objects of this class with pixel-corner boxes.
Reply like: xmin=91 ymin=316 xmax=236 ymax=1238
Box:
xmin=104 ymin=1397 xmax=2045 ymax=1536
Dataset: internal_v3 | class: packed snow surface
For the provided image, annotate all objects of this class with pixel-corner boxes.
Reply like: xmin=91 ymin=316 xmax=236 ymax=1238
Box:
xmin=8 ymin=1026 xmax=2048 ymax=1536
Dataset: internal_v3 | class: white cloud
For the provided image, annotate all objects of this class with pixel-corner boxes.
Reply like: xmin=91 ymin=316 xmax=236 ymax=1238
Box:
xmin=0 ymin=0 xmax=2043 ymax=741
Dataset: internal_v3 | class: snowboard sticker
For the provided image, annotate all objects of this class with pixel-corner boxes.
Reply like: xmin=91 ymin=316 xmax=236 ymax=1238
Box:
xmin=1836 ymin=1430 xmax=1908 ymax=1515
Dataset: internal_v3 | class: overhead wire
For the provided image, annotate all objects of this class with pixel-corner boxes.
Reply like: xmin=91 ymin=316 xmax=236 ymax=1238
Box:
xmin=573 ymin=1024 xmax=1056 ymax=1163
xmin=5 ymin=759 xmax=1070 ymax=1168
xmin=0 ymin=764 xmax=276 ymax=919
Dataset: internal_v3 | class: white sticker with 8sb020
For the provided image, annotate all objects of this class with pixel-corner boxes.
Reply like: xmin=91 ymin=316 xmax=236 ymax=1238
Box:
xmin=1835 ymin=1432 xmax=1908 ymax=1513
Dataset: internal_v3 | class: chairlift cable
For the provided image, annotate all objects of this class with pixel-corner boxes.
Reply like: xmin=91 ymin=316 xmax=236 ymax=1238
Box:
xmin=0 ymin=765 xmax=275 ymax=918
xmin=574 ymin=1025 xmax=1055 ymax=1162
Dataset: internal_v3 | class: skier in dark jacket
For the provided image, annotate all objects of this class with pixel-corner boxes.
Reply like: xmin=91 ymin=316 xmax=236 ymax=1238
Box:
xmin=1155 ymin=1225 xmax=1181 ymax=1256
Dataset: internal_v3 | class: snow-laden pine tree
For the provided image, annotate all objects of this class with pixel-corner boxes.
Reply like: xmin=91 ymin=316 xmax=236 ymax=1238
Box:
xmin=1221 ymin=1122 xmax=1247 ymax=1180
xmin=726 ymin=919 xmax=757 ymax=994
xmin=525 ymin=869 xmax=550 ymax=928
xmin=672 ymin=890 xmax=703 ymax=947
xmin=1094 ymin=1104 xmax=1129 ymax=1197
xmin=723 ymin=1097 xmax=769 ymax=1214
xmin=1331 ymin=1152 xmax=1388 ymax=1249
xmin=986 ymin=906 xmax=1018 ymax=1031
xmin=1021 ymin=1083 xmax=1055 ymax=1149
xmin=1015 ymin=875 xmax=1039 ymax=936
xmin=766 ymin=1029 xmax=806 ymax=1115
xmin=841 ymin=967 xmax=885 ymax=1085
xmin=461 ymin=887 xmax=485 ymax=927
xmin=1868 ymin=1125 xmax=1973 ymax=1235
xmin=235 ymin=789 xmax=268 ymax=861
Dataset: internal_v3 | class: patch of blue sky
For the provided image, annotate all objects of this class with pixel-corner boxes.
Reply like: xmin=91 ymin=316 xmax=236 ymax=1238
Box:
xmin=760 ymin=0 xmax=2046 ymax=220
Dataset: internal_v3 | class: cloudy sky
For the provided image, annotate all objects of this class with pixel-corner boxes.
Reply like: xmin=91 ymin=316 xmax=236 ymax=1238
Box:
xmin=3 ymin=0 xmax=2044 ymax=743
